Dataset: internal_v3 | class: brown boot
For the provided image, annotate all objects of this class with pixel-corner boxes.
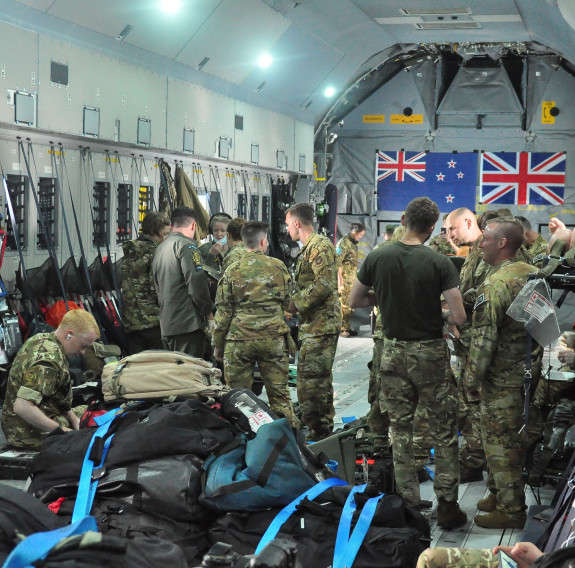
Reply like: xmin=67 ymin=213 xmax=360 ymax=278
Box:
xmin=437 ymin=499 xmax=467 ymax=529
xmin=474 ymin=510 xmax=526 ymax=529
xmin=477 ymin=492 xmax=497 ymax=513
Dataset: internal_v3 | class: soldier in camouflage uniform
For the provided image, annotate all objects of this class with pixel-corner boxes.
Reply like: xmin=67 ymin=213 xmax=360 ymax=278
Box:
xmin=221 ymin=217 xmax=247 ymax=273
xmin=430 ymin=214 xmax=458 ymax=256
xmin=416 ymin=542 xmax=545 ymax=568
xmin=1 ymin=310 xmax=100 ymax=450
xmin=213 ymin=221 xmax=296 ymax=425
xmin=199 ymin=213 xmax=231 ymax=272
xmin=445 ymin=207 xmax=488 ymax=481
xmin=466 ymin=218 xmax=537 ymax=529
xmin=152 ymin=207 xmax=214 ymax=358
xmin=350 ymin=197 xmax=467 ymax=529
xmin=285 ymin=203 xmax=341 ymax=440
xmin=336 ymin=223 xmax=365 ymax=337
xmin=121 ymin=211 xmax=170 ymax=354
xmin=516 ymin=215 xmax=548 ymax=262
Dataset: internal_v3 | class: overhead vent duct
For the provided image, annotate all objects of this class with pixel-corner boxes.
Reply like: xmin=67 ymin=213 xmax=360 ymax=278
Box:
xmin=436 ymin=63 xmax=524 ymax=129
xmin=400 ymin=8 xmax=472 ymax=16
xmin=417 ymin=22 xmax=480 ymax=30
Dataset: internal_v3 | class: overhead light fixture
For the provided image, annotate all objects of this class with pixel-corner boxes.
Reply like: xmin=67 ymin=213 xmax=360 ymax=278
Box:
xmin=257 ymin=53 xmax=273 ymax=68
xmin=324 ymin=86 xmax=336 ymax=98
xmin=161 ymin=0 xmax=182 ymax=14
xmin=255 ymin=81 xmax=266 ymax=93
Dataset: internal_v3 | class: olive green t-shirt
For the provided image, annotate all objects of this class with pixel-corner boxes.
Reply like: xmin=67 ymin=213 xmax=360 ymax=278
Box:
xmin=358 ymin=241 xmax=460 ymax=340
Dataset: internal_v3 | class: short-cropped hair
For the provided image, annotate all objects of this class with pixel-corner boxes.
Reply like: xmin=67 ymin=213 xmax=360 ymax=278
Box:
xmin=351 ymin=223 xmax=366 ymax=233
xmin=141 ymin=211 xmax=169 ymax=237
xmin=404 ymin=197 xmax=439 ymax=233
xmin=171 ymin=206 xmax=196 ymax=228
xmin=488 ymin=217 xmax=525 ymax=253
xmin=58 ymin=309 xmax=100 ymax=338
xmin=241 ymin=221 xmax=269 ymax=249
xmin=515 ymin=215 xmax=531 ymax=231
xmin=227 ymin=217 xmax=246 ymax=241
xmin=286 ymin=203 xmax=314 ymax=226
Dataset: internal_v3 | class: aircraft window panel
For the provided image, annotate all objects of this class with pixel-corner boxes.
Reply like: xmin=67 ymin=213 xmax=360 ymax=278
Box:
xmin=83 ymin=107 xmax=100 ymax=138
xmin=183 ymin=128 xmax=195 ymax=153
xmin=137 ymin=118 xmax=151 ymax=146
xmin=299 ymin=154 xmax=306 ymax=173
xmin=14 ymin=92 xmax=35 ymax=126
xmin=251 ymin=144 xmax=259 ymax=165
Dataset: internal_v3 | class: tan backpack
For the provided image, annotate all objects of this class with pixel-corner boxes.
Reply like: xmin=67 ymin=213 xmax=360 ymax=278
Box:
xmin=101 ymin=350 xmax=227 ymax=402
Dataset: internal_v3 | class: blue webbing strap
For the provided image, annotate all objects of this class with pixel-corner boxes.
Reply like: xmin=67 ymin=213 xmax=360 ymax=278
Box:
xmin=333 ymin=485 xmax=384 ymax=568
xmin=255 ymin=477 xmax=348 ymax=554
xmin=71 ymin=408 xmax=123 ymax=522
xmin=3 ymin=516 xmax=97 ymax=568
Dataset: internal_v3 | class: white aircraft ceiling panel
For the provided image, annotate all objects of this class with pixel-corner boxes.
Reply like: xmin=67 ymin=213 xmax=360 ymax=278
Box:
xmin=37 ymin=0 xmax=220 ymax=60
xmin=13 ymin=0 xmax=54 ymax=11
xmin=239 ymin=23 xmax=345 ymax=108
xmin=175 ymin=0 xmax=291 ymax=85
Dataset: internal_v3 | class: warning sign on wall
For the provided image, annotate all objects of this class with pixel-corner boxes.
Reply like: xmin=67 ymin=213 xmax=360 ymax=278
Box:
xmin=542 ymin=101 xmax=556 ymax=124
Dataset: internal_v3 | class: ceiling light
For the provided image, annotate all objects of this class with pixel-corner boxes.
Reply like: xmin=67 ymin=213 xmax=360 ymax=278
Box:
xmin=257 ymin=53 xmax=273 ymax=68
xmin=161 ymin=0 xmax=181 ymax=14
xmin=324 ymin=86 xmax=336 ymax=98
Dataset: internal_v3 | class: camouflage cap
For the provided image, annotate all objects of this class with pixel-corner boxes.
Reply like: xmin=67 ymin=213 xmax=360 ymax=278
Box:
xmin=385 ymin=223 xmax=398 ymax=233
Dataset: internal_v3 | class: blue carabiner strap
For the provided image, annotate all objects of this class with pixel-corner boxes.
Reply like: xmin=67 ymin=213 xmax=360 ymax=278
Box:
xmin=333 ymin=485 xmax=384 ymax=568
xmin=3 ymin=516 xmax=97 ymax=568
xmin=71 ymin=408 xmax=123 ymax=522
xmin=255 ymin=477 xmax=348 ymax=554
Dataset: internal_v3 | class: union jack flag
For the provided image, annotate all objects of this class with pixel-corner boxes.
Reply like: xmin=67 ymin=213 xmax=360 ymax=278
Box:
xmin=480 ymin=151 xmax=566 ymax=205
xmin=376 ymin=151 xmax=426 ymax=182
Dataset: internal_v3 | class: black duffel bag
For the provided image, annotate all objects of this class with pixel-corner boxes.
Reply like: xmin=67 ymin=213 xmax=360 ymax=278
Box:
xmin=29 ymin=399 xmax=238 ymax=498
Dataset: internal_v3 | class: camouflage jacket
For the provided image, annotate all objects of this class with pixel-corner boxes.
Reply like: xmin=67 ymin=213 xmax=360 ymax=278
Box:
xmin=121 ymin=236 xmax=160 ymax=333
xmin=152 ymin=231 xmax=214 ymax=336
xmin=1 ymin=332 xmax=71 ymax=448
xmin=213 ymin=250 xmax=291 ymax=346
xmin=222 ymin=242 xmax=247 ymax=273
xmin=293 ymin=232 xmax=341 ymax=338
xmin=336 ymin=234 xmax=359 ymax=279
xmin=527 ymin=234 xmax=548 ymax=262
xmin=429 ymin=235 xmax=454 ymax=256
xmin=199 ymin=241 xmax=225 ymax=272
xmin=467 ymin=258 xmax=533 ymax=389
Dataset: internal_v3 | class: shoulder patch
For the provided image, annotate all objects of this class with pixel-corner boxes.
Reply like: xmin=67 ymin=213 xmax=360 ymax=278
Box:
xmin=336 ymin=247 xmax=342 ymax=255
xmin=187 ymin=244 xmax=197 ymax=250
xmin=532 ymin=253 xmax=546 ymax=264
xmin=474 ymin=293 xmax=485 ymax=310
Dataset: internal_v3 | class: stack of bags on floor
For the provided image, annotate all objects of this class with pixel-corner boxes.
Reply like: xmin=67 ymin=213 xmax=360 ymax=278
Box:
xmin=2 ymin=351 xmax=432 ymax=567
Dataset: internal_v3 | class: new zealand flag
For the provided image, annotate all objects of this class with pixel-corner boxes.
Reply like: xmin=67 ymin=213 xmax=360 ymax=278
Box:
xmin=480 ymin=151 xmax=566 ymax=205
xmin=376 ymin=151 xmax=478 ymax=211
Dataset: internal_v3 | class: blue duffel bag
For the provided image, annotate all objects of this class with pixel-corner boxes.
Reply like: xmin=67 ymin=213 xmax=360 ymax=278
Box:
xmin=200 ymin=418 xmax=318 ymax=512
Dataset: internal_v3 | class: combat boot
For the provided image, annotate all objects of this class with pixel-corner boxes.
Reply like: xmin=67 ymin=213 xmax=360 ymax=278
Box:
xmin=460 ymin=467 xmax=484 ymax=483
xmin=476 ymin=492 xmax=497 ymax=512
xmin=474 ymin=511 xmax=526 ymax=529
xmin=437 ymin=499 xmax=467 ymax=529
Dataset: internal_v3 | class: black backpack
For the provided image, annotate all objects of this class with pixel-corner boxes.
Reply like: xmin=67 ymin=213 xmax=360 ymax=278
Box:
xmin=32 ymin=531 xmax=188 ymax=568
xmin=0 ymin=485 xmax=65 ymax=564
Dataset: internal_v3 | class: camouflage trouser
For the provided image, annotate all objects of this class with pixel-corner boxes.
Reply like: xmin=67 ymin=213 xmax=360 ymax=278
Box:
xmin=380 ymin=337 xmax=460 ymax=506
xmin=367 ymin=337 xmax=390 ymax=436
xmin=369 ymin=337 xmax=431 ymax=461
xmin=416 ymin=548 xmax=497 ymax=568
xmin=456 ymin=333 xmax=487 ymax=472
xmin=297 ymin=333 xmax=338 ymax=440
xmin=458 ymin=344 xmax=486 ymax=472
xmin=481 ymin=378 xmax=526 ymax=517
xmin=224 ymin=337 xmax=297 ymax=427
xmin=339 ymin=279 xmax=354 ymax=332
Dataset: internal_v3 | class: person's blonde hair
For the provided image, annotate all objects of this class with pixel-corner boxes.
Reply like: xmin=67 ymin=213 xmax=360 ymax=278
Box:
xmin=58 ymin=309 xmax=100 ymax=338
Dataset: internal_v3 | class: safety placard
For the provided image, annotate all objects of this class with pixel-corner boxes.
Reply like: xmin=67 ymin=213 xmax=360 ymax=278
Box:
xmin=363 ymin=115 xmax=385 ymax=123
xmin=390 ymin=114 xmax=424 ymax=124
xmin=542 ymin=101 xmax=556 ymax=124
